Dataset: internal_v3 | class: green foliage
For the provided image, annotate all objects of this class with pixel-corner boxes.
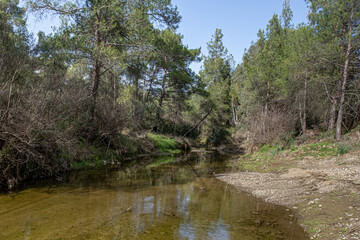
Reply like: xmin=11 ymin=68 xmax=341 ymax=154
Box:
xmin=207 ymin=127 xmax=231 ymax=147
xmin=279 ymin=131 xmax=296 ymax=148
xmin=195 ymin=28 xmax=234 ymax=146
xmin=200 ymin=29 xmax=233 ymax=126
xmin=336 ymin=144 xmax=352 ymax=155
xmin=294 ymin=142 xmax=338 ymax=158
xmin=146 ymin=133 xmax=181 ymax=153
xmin=257 ymin=144 xmax=282 ymax=156
xmin=2 ymin=0 xmax=360 ymax=191
xmin=318 ymin=130 xmax=335 ymax=141
xmin=234 ymin=144 xmax=284 ymax=172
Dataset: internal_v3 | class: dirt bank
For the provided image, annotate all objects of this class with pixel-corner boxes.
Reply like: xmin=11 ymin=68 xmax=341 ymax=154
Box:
xmin=217 ymin=151 xmax=360 ymax=239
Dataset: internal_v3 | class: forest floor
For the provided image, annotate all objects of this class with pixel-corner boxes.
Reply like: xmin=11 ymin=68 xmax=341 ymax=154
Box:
xmin=217 ymin=132 xmax=360 ymax=240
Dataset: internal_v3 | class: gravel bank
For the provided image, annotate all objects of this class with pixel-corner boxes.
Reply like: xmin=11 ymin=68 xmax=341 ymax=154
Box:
xmin=217 ymin=153 xmax=360 ymax=240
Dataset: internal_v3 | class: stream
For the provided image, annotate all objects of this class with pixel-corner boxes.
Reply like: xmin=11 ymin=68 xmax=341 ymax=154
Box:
xmin=0 ymin=152 xmax=308 ymax=239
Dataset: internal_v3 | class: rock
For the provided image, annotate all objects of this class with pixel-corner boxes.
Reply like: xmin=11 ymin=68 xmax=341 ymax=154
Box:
xmin=352 ymin=180 xmax=360 ymax=185
xmin=308 ymin=201 xmax=315 ymax=205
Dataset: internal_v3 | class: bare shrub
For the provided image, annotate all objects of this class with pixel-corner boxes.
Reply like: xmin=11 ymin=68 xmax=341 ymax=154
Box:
xmin=0 ymin=71 xmax=92 ymax=189
xmin=246 ymin=106 xmax=297 ymax=145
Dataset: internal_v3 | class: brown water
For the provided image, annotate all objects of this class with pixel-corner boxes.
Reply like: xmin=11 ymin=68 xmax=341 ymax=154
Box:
xmin=0 ymin=153 xmax=308 ymax=239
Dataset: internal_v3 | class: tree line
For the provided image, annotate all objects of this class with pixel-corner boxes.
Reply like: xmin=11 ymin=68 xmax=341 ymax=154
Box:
xmin=231 ymin=0 xmax=360 ymax=145
xmin=0 ymin=0 xmax=359 ymax=189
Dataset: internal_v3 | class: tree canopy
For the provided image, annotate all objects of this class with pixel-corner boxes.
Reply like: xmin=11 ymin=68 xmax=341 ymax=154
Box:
xmin=1 ymin=0 xmax=360 ymax=189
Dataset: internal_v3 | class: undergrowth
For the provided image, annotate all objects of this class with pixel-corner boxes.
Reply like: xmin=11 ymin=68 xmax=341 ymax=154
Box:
xmin=146 ymin=133 xmax=181 ymax=154
xmin=232 ymin=134 xmax=358 ymax=173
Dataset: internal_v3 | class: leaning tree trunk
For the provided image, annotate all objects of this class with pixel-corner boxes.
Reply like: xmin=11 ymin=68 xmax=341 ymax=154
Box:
xmin=336 ymin=5 xmax=353 ymax=142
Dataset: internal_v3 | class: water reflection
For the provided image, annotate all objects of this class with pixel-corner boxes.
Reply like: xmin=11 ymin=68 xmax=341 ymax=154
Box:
xmin=0 ymin=153 xmax=308 ymax=239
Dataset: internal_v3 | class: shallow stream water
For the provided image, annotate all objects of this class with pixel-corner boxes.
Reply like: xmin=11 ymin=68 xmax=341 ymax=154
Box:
xmin=0 ymin=153 xmax=308 ymax=239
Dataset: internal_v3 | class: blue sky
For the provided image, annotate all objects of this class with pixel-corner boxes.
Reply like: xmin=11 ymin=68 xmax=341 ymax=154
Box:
xmin=26 ymin=0 xmax=310 ymax=73
xmin=171 ymin=0 xmax=309 ymax=72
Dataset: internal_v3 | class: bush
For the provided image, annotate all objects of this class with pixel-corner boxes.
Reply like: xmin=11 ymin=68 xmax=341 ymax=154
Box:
xmin=207 ymin=127 xmax=231 ymax=147
xmin=280 ymin=131 xmax=296 ymax=148
xmin=318 ymin=130 xmax=335 ymax=141
xmin=337 ymin=144 xmax=351 ymax=155
xmin=246 ymin=106 xmax=297 ymax=145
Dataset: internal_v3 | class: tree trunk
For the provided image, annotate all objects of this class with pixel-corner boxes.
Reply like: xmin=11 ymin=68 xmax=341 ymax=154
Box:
xmin=134 ymin=76 xmax=139 ymax=99
xmin=90 ymin=22 xmax=102 ymax=122
xmin=303 ymin=78 xmax=307 ymax=133
xmin=262 ymin=82 xmax=270 ymax=139
xmin=90 ymin=59 xmax=101 ymax=121
xmin=142 ymin=78 xmax=147 ymax=101
xmin=156 ymin=68 xmax=167 ymax=123
xmin=299 ymin=77 xmax=307 ymax=134
xmin=156 ymin=57 xmax=168 ymax=125
xmin=144 ymin=67 xmax=158 ymax=102
xmin=158 ymin=65 xmax=167 ymax=108
xmin=183 ymin=108 xmax=213 ymax=137
xmin=336 ymin=5 xmax=353 ymax=142
xmin=231 ymin=99 xmax=237 ymax=126
xmin=113 ymin=71 xmax=117 ymax=107
xmin=328 ymin=98 xmax=337 ymax=130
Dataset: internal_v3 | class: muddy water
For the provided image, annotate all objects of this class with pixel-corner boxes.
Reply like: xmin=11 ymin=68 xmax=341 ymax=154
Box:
xmin=0 ymin=153 xmax=308 ymax=239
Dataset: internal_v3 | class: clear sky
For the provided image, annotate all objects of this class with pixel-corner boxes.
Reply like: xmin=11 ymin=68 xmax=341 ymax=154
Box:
xmin=25 ymin=0 xmax=310 ymax=73
xmin=171 ymin=0 xmax=310 ymax=72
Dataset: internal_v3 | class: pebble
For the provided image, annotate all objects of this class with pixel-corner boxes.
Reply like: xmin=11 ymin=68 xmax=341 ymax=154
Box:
xmin=352 ymin=180 xmax=360 ymax=185
xmin=308 ymin=201 xmax=315 ymax=205
xmin=318 ymin=204 xmax=322 ymax=207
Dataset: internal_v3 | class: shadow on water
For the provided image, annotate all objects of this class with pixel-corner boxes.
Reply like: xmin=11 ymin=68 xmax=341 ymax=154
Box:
xmin=0 ymin=152 xmax=309 ymax=239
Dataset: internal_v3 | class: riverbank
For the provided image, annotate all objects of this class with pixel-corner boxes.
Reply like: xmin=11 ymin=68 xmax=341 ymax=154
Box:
xmin=217 ymin=133 xmax=360 ymax=240
xmin=0 ymin=132 xmax=194 ymax=191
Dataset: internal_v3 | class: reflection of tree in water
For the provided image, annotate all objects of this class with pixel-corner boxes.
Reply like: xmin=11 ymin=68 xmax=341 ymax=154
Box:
xmin=176 ymin=179 xmax=231 ymax=239
xmin=0 ymin=154 xmax=307 ymax=239
xmin=74 ymin=154 xmax=304 ymax=239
